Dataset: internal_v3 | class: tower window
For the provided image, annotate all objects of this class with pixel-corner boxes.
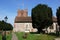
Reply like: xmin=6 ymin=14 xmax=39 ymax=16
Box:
xmin=21 ymin=12 xmax=23 ymax=16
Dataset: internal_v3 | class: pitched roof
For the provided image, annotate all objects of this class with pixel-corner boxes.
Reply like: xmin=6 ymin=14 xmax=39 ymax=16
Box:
xmin=15 ymin=16 xmax=57 ymax=23
xmin=52 ymin=16 xmax=57 ymax=22
xmin=15 ymin=16 xmax=32 ymax=23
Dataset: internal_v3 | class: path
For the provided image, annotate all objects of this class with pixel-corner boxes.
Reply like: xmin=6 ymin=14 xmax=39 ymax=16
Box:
xmin=11 ymin=32 xmax=18 ymax=40
xmin=55 ymin=38 xmax=60 ymax=40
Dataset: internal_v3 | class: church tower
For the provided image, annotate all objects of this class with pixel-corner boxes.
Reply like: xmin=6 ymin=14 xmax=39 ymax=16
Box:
xmin=14 ymin=0 xmax=37 ymax=32
xmin=17 ymin=9 xmax=28 ymax=17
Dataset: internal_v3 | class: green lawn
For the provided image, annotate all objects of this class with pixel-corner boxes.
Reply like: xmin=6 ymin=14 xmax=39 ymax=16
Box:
xmin=15 ymin=32 xmax=57 ymax=40
xmin=6 ymin=33 xmax=12 ymax=40
xmin=0 ymin=34 xmax=2 ymax=40
xmin=0 ymin=33 xmax=12 ymax=40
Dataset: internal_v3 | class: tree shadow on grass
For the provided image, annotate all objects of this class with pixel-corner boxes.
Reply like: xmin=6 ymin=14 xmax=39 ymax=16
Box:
xmin=47 ymin=33 xmax=56 ymax=36
xmin=30 ymin=32 xmax=60 ymax=37
xmin=30 ymin=31 xmax=45 ymax=34
xmin=47 ymin=32 xmax=60 ymax=37
xmin=30 ymin=32 xmax=39 ymax=34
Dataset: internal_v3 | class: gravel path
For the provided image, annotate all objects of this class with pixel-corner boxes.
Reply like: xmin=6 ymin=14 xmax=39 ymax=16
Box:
xmin=55 ymin=38 xmax=60 ymax=40
xmin=11 ymin=33 xmax=18 ymax=40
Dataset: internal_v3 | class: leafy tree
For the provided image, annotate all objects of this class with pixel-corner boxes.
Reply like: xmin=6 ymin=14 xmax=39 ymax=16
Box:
xmin=0 ymin=20 xmax=13 ymax=31
xmin=56 ymin=7 xmax=60 ymax=26
xmin=56 ymin=7 xmax=60 ymax=36
xmin=0 ymin=20 xmax=13 ymax=40
xmin=6 ymin=23 xmax=13 ymax=30
xmin=0 ymin=21 xmax=3 ymax=30
xmin=31 ymin=4 xmax=53 ymax=33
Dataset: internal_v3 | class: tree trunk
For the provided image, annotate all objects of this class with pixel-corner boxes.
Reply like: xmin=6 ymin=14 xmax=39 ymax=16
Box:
xmin=56 ymin=24 xmax=59 ymax=37
xmin=37 ymin=28 xmax=42 ymax=33
xmin=2 ymin=31 xmax=6 ymax=40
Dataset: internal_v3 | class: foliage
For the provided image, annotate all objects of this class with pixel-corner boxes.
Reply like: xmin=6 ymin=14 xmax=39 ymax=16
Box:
xmin=56 ymin=7 xmax=60 ymax=36
xmin=56 ymin=7 xmax=60 ymax=26
xmin=0 ymin=20 xmax=13 ymax=31
xmin=31 ymin=4 xmax=53 ymax=33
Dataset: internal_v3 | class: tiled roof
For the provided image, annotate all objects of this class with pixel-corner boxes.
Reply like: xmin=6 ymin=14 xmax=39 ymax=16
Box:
xmin=15 ymin=16 xmax=32 ymax=23
xmin=15 ymin=16 xmax=57 ymax=23
xmin=52 ymin=16 xmax=57 ymax=22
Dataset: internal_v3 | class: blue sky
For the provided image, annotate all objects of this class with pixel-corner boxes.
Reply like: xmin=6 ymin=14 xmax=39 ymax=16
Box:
xmin=0 ymin=0 xmax=60 ymax=26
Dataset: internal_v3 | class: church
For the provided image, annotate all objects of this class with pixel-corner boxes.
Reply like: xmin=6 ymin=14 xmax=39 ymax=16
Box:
xmin=13 ymin=9 xmax=59 ymax=33
xmin=13 ymin=9 xmax=37 ymax=32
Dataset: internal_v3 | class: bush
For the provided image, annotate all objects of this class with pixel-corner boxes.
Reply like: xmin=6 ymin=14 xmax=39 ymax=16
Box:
xmin=22 ymin=33 xmax=28 ymax=39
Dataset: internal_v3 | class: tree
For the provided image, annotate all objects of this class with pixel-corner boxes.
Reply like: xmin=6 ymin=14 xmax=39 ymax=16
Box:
xmin=0 ymin=21 xmax=3 ymax=30
xmin=6 ymin=23 xmax=13 ymax=30
xmin=56 ymin=7 xmax=60 ymax=36
xmin=0 ymin=20 xmax=13 ymax=40
xmin=31 ymin=4 xmax=53 ymax=33
xmin=0 ymin=20 xmax=13 ymax=31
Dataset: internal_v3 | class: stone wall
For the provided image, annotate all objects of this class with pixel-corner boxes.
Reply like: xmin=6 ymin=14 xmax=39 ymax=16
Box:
xmin=44 ymin=22 xmax=58 ymax=33
xmin=14 ymin=23 xmax=33 ymax=32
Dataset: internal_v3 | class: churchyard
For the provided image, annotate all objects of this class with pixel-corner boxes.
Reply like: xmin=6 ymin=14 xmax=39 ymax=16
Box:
xmin=15 ymin=32 xmax=60 ymax=40
xmin=0 ymin=32 xmax=60 ymax=40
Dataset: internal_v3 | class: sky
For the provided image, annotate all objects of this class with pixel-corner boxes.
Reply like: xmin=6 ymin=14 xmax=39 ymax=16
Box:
xmin=0 ymin=0 xmax=60 ymax=26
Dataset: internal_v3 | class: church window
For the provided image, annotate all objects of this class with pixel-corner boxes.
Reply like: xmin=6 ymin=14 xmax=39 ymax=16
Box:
xmin=25 ymin=24 xmax=29 ymax=31
xmin=26 ymin=25 xmax=28 ymax=30
xmin=49 ymin=25 xmax=53 ymax=29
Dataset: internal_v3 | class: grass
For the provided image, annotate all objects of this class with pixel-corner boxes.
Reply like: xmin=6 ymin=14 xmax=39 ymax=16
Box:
xmin=0 ymin=32 xmax=12 ymax=40
xmin=6 ymin=33 xmax=12 ymax=40
xmin=15 ymin=32 xmax=57 ymax=40
xmin=0 ymin=34 xmax=2 ymax=40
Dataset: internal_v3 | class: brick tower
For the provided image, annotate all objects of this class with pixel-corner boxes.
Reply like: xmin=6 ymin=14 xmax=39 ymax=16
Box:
xmin=17 ymin=9 xmax=28 ymax=17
